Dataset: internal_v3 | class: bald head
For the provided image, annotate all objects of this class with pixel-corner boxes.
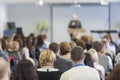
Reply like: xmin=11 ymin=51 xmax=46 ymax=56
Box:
xmin=0 ymin=58 xmax=10 ymax=80
xmin=72 ymin=14 xmax=77 ymax=20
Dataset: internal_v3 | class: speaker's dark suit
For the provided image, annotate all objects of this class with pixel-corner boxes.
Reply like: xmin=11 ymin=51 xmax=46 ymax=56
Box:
xmin=68 ymin=20 xmax=82 ymax=40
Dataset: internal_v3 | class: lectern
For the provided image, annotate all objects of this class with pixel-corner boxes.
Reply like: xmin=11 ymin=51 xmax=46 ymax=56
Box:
xmin=67 ymin=28 xmax=86 ymax=40
xmin=67 ymin=28 xmax=86 ymax=33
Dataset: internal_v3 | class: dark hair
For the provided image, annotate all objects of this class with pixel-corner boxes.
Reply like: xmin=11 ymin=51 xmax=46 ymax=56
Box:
xmin=84 ymin=53 xmax=94 ymax=68
xmin=49 ymin=42 xmax=59 ymax=54
xmin=37 ymin=34 xmax=44 ymax=47
xmin=1 ymin=39 xmax=8 ymax=51
xmin=107 ymin=63 xmax=120 ymax=80
xmin=29 ymin=33 xmax=35 ymax=38
xmin=13 ymin=59 xmax=38 ymax=80
xmin=93 ymin=41 xmax=104 ymax=52
xmin=71 ymin=46 xmax=84 ymax=62
xmin=118 ymin=33 xmax=120 ymax=38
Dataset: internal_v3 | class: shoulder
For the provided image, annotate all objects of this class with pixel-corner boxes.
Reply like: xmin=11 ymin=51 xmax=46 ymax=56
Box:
xmin=60 ymin=69 xmax=71 ymax=80
xmin=56 ymin=56 xmax=72 ymax=63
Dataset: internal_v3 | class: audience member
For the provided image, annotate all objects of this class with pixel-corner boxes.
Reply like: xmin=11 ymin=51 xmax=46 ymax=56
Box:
xmin=102 ymin=34 xmax=116 ymax=55
xmin=107 ymin=63 xmax=120 ymax=80
xmin=37 ymin=49 xmax=62 ymax=80
xmin=60 ymin=46 xmax=100 ymax=80
xmin=81 ymin=35 xmax=93 ymax=50
xmin=7 ymin=41 xmax=21 ymax=72
xmin=59 ymin=41 xmax=71 ymax=60
xmin=37 ymin=34 xmax=48 ymax=52
xmin=0 ymin=39 xmax=9 ymax=61
xmin=84 ymin=53 xmax=94 ymax=67
xmin=21 ymin=38 xmax=36 ymax=66
xmin=0 ymin=58 xmax=11 ymax=80
xmin=1 ymin=36 xmax=10 ymax=51
xmin=93 ymin=41 xmax=109 ymax=74
xmin=69 ymin=41 xmax=76 ymax=50
xmin=49 ymin=42 xmax=72 ymax=73
xmin=101 ymin=39 xmax=113 ymax=70
xmin=88 ymin=49 xmax=105 ymax=80
xmin=13 ymin=59 xmax=38 ymax=80
xmin=76 ymin=39 xmax=87 ymax=52
xmin=42 ymin=34 xmax=50 ymax=48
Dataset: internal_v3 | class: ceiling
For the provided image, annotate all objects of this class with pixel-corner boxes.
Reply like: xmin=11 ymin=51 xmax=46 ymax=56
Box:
xmin=0 ymin=0 xmax=119 ymax=4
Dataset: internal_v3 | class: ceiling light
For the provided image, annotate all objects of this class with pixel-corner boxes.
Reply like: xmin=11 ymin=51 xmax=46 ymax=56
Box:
xmin=37 ymin=0 xmax=44 ymax=6
xmin=101 ymin=0 xmax=109 ymax=5
xmin=72 ymin=4 xmax=81 ymax=7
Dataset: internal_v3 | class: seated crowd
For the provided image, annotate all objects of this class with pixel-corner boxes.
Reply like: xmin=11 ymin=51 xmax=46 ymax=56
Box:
xmin=1 ymin=33 xmax=120 ymax=80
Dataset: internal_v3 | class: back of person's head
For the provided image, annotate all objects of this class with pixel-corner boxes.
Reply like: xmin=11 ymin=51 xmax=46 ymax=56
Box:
xmin=39 ymin=49 xmax=56 ymax=67
xmin=84 ymin=53 xmax=94 ymax=68
xmin=42 ymin=34 xmax=47 ymax=40
xmin=0 ymin=58 xmax=11 ymax=80
xmin=8 ymin=41 xmax=19 ymax=52
xmin=37 ymin=34 xmax=44 ymax=46
xmin=93 ymin=41 xmax=104 ymax=52
xmin=13 ymin=59 xmax=38 ymax=80
xmin=88 ymin=49 xmax=98 ymax=63
xmin=21 ymin=37 xmax=27 ymax=48
xmin=29 ymin=33 xmax=34 ymax=38
xmin=81 ymin=35 xmax=88 ymax=43
xmin=107 ymin=63 xmax=120 ymax=80
xmin=76 ymin=39 xmax=86 ymax=49
xmin=12 ymin=34 xmax=22 ymax=42
xmin=71 ymin=46 xmax=84 ymax=62
xmin=59 ymin=41 xmax=71 ymax=55
xmin=69 ymin=41 xmax=76 ymax=49
xmin=49 ymin=42 xmax=59 ymax=54
xmin=1 ymin=39 xmax=9 ymax=51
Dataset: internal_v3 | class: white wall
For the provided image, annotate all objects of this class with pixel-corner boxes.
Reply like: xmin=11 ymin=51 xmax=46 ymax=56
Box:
xmin=6 ymin=3 xmax=120 ymax=42
xmin=53 ymin=6 xmax=108 ymax=42
xmin=0 ymin=4 xmax=7 ymax=38
xmin=110 ymin=2 xmax=120 ymax=39
xmin=7 ymin=4 xmax=51 ymax=41
xmin=111 ymin=2 xmax=120 ymax=30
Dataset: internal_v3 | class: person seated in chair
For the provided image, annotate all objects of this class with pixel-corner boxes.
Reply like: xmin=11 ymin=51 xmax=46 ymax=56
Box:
xmin=37 ymin=49 xmax=62 ymax=80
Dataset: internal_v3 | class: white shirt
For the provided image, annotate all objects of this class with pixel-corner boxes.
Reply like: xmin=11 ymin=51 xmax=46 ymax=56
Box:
xmin=37 ymin=66 xmax=59 ymax=72
xmin=22 ymin=47 xmax=29 ymax=58
xmin=107 ymin=44 xmax=116 ymax=55
xmin=60 ymin=66 xmax=100 ymax=80
xmin=94 ymin=62 xmax=105 ymax=76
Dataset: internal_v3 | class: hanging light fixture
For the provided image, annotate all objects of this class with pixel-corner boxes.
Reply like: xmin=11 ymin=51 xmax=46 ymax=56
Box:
xmin=39 ymin=0 xmax=44 ymax=6
xmin=101 ymin=0 xmax=109 ymax=5
xmin=36 ymin=0 xmax=44 ymax=6
xmin=71 ymin=0 xmax=81 ymax=7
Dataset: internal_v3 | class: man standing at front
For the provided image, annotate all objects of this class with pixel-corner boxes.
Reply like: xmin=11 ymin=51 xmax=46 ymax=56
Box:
xmin=60 ymin=46 xmax=100 ymax=80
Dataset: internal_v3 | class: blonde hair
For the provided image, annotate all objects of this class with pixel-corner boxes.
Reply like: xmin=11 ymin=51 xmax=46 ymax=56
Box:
xmin=88 ymin=49 xmax=98 ymax=63
xmin=81 ymin=35 xmax=94 ymax=43
xmin=69 ymin=41 xmax=76 ymax=49
xmin=8 ymin=41 xmax=19 ymax=51
xmin=39 ymin=49 xmax=56 ymax=67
